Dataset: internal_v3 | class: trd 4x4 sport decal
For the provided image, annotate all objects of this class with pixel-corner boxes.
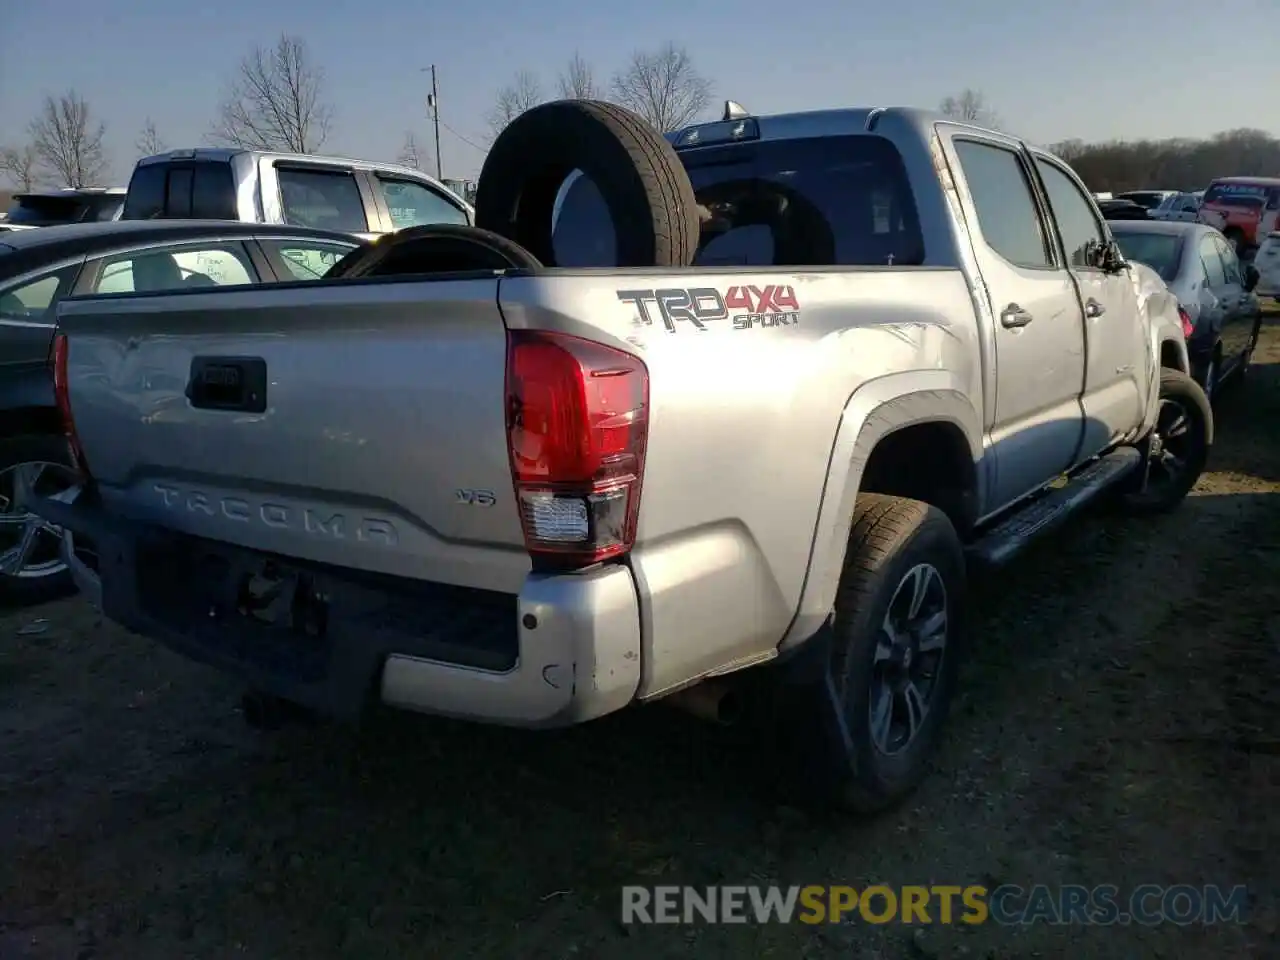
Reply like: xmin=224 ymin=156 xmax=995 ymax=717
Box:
xmin=616 ymin=284 xmax=800 ymax=333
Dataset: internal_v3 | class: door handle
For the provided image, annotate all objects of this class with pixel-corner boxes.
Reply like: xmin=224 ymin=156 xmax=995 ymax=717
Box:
xmin=1000 ymin=303 xmax=1033 ymax=328
xmin=1085 ymin=299 xmax=1106 ymax=318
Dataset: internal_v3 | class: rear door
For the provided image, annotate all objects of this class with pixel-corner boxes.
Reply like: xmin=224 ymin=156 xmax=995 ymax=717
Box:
xmin=0 ymin=263 xmax=83 ymax=364
xmin=1033 ymin=154 xmax=1147 ymax=456
xmin=940 ymin=130 xmax=1086 ymax=508
xmin=1211 ymin=233 xmax=1251 ymax=365
xmin=1195 ymin=232 xmax=1231 ymax=348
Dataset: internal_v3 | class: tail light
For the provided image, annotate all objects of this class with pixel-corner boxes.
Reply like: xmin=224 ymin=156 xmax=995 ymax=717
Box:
xmin=505 ymin=329 xmax=649 ymax=567
xmin=1177 ymin=306 xmax=1194 ymax=339
xmin=52 ymin=333 xmax=89 ymax=477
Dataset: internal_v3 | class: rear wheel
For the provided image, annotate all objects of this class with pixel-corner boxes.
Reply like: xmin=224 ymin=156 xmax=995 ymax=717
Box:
xmin=0 ymin=434 xmax=79 ymax=606
xmin=1121 ymin=368 xmax=1212 ymax=515
xmin=805 ymin=494 xmax=967 ymax=814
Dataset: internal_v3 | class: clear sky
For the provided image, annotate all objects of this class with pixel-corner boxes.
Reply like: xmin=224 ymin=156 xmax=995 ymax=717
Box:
xmin=2 ymin=0 xmax=1275 ymax=186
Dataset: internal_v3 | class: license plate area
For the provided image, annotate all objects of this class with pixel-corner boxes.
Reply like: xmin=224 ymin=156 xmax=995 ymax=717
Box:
xmin=235 ymin=561 xmax=329 ymax=640
xmin=136 ymin=543 xmax=333 ymax=682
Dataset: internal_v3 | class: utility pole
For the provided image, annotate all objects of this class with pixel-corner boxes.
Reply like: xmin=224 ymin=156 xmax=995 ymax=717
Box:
xmin=423 ymin=65 xmax=443 ymax=179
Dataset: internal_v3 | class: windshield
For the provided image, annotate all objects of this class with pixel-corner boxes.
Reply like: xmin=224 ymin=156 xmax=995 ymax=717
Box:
xmin=4 ymin=195 xmax=90 ymax=225
xmin=553 ymin=134 xmax=924 ymax=268
xmin=1111 ymin=230 xmax=1182 ymax=282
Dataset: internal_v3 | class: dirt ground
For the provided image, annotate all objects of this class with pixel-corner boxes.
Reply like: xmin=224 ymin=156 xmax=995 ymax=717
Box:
xmin=2 ymin=321 xmax=1279 ymax=960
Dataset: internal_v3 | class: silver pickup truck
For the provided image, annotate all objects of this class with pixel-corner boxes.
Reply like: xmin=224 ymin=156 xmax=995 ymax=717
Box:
xmin=37 ymin=102 xmax=1210 ymax=813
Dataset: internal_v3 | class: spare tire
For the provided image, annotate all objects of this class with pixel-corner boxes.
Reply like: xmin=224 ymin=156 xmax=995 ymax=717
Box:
xmin=475 ymin=99 xmax=700 ymax=268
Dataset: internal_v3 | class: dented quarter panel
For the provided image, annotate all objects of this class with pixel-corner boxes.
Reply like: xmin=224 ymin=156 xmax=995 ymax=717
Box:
xmin=499 ymin=267 xmax=981 ymax=697
xmin=1128 ymin=259 xmax=1192 ymax=432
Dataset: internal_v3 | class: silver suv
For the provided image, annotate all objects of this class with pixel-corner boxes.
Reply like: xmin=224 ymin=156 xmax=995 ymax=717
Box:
xmin=122 ymin=149 xmax=472 ymax=239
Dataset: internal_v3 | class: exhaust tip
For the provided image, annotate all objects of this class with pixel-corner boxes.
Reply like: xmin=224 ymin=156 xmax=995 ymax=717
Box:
xmin=716 ymin=691 xmax=743 ymax=726
xmin=666 ymin=679 xmax=743 ymax=726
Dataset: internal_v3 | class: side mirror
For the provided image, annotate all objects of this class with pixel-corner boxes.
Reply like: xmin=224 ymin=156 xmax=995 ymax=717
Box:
xmin=1244 ymin=263 xmax=1260 ymax=292
xmin=1088 ymin=238 xmax=1127 ymax=273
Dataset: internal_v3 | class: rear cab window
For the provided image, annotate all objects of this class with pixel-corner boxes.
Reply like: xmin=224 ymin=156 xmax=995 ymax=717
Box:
xmin=554 ymin=133 xmax=924 ymax=267
xmin=125 ymin=161 xmax=239 ymax=220
xmin=277 ymin=168 xmax=369 ymax=233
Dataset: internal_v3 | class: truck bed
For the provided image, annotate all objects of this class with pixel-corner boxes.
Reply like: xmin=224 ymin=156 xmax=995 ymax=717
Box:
xmin=56 ymin=265 xmax=979 ymax=635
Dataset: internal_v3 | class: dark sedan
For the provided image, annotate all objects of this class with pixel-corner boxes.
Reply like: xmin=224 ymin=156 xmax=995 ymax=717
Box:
xmin=0 ymin=220 xmax=364 ymax=604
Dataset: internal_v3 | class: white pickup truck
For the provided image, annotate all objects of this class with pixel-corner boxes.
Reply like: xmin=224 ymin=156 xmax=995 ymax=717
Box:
xmin=37 ymin=101 xmax=1208 ymax=813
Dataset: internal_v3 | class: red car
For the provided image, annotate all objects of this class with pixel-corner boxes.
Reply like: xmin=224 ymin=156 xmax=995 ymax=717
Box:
xmin=1197 ymin=177 xmax=1280 ymax=252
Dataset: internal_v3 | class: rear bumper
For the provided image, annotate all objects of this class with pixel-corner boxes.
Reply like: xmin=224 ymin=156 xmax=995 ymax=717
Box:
xmin=35 ymin=488 xmax=643 ymax=728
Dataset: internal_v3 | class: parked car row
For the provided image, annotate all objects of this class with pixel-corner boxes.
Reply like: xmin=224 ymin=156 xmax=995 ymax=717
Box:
xmin=0 ymin=188 xmax=125 ymax=232
xmin=1107 ymin=219 xmax=1262 ymax=397
xmin=0 ymin=221 xmax=366 ymax=601
xmin=0 ymin=146 xmax=485 ymax=599
xmin=1094 ymin=178 xmax=1280 ymax=272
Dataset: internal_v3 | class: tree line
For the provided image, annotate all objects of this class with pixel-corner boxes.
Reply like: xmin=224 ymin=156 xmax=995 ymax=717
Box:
xmin=2 ymin=47 xmax=1278 ymax=197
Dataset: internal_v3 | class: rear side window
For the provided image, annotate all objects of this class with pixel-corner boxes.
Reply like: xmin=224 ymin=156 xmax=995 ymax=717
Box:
xmin=278 ymin=168 xmax=368 ymax=233
xmin=377 ymin=177 xmax=468 ymax=229
xmin=1198 ymin=235 xmax=1226 ymax=286
xmin=952 ymin=140 xmax=1052 ymax=269
xmin=0 ymin=269 xmax=75 ymax=321
xmin=258 ymin=238 xmax=358 ymax=280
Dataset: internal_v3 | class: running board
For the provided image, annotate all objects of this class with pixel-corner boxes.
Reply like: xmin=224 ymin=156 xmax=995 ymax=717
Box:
xmin=966 ymin=448 xmax=1143 ymax=567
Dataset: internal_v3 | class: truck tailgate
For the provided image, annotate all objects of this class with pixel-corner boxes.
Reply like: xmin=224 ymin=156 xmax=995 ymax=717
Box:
xmin=57 ymin=278 xmax=530 ymax=594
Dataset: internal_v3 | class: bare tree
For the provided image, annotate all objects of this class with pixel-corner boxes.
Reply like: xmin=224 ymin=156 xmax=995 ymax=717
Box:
xmin=939 ymin=89 xmax=1000 ymax=128
xmin=398 ymin=132 xmax=422 ymax=170
xmin=557 ymin=52 xmax=599 ymax=100
xmin=487 ymin=70 xmax=543 ymax=136
xmin=212 ymin=34 xmax=334 ymax=153
xmin=0 ymin=144 xmax=40 ymax=191
xmin=611 ymin=43 xmax=712 ymax=133
xmin=28 ymin=91 xmax=108 ymax=188
xmin=136 ymin=118 xmax=166 ymax=156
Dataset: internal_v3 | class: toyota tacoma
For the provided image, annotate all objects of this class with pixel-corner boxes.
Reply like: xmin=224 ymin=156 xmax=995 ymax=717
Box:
xmin=35 ymin=101 xmax=1209 ymax=812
